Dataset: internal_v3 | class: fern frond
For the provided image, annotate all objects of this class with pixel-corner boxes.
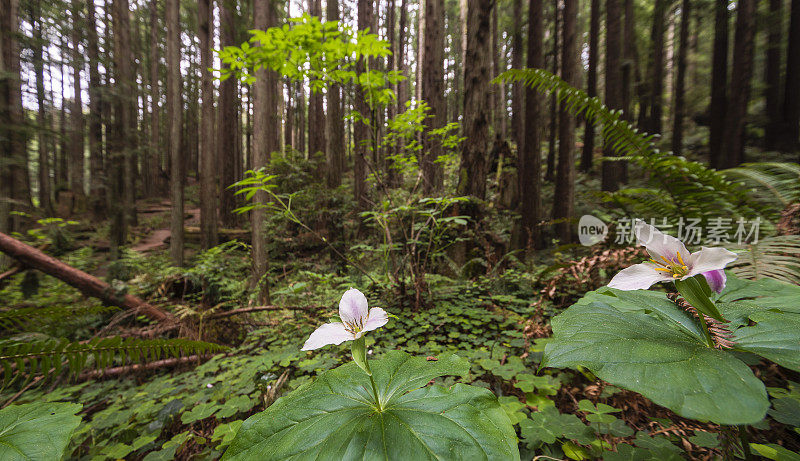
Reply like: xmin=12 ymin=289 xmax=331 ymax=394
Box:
xmin=722 ymin=162 xmax=800 ymax=216
xmin=496 ymin=68 xmax=761 ymax=222
xmin=0 ymin=305 xmax=120 ymax=334
xmin=729 ymin=235 xmax=800 ymax=284
xmin=0 ymin=337 xmax=228 ymax=387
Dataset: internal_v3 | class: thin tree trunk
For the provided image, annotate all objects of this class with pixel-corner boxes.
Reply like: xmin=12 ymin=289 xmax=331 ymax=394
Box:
xmin=284 ymin=78 xmax=293 ymax=150
xmin=645 ymin=0 xmax=667 ymax=135
xmin=422 ymin=0 xmax=446 ymax=194
xmin=519 ymin=0 xmax=544 ymax=249
xmin=296 ymin=80 xmax=306 ymax=155
xmin=218 ymin=1 xmax=239 ymax=227
xmin=581 ymin=0 xmax=599 ymax=172
xmin=69 ymin=5 xmax=86 ymax=201
xmin=545 ymin=0 xmax=558 ymax=182
xmin=709 ymin=0 xmax=728 ymax=168
xmin=510 ymin=0 xmax=524 ymax=150
xmin=199 ymin=0 xmax=218 ymax=250
xmin=308 ymin=0 xmax=326 ymax=165
xmin=457 ymin=0 xmax=492 ymax=200
xmin=149 ymin=1 xmax=163 ymax=196
xmin=720 ymin=0 xmax=756 ymax=168
xmin=671 ymin=0 xmax=690 ymax=155
xmin=602 ymin=0 xmax=624 ymax=191
xmin=86 ymin=0 xmax=105 ymax=219
xmin=764 ymin=0 xmax=783 ymax=150
xmin=32 ymin=2 xmax=53 ymax=215
xmin=554 ymin=0 xmax=578 ymax=243
xmin=326 ymin=0 xmax=345 ymax=187
xmin=354 ymin=0 xmax=372 ymax=209
xmin=166 ymin=0 xmax=183 ymax=266
xmin=251 ymin=0 xmax=278 ymax=304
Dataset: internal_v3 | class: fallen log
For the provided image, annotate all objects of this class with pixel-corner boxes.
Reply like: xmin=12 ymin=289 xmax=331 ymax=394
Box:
xmin=0 ymin=231 xmax=174 ymax=323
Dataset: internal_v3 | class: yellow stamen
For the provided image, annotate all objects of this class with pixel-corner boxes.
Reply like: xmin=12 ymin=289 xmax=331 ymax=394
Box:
xmin=672 ymin=274 xmax=680 ymax=278
xmin=676 ymin=251 xmax=686 ymax=266
xmin=654 ymin=268 xmax=673 ymax=273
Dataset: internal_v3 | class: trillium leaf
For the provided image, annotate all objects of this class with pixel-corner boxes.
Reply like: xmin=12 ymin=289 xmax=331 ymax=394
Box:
xmin=732 ymin=310 xmax=800 ymax=372
xmin=542 ymin=300 xmax=768 ymax=425
xmin=720 ymin=273 xmax=800 ymax=313
xmin=0 ymin=402 xmax=83 ymax=461
xmin=222 ymin=350 xmax=519 ymax=461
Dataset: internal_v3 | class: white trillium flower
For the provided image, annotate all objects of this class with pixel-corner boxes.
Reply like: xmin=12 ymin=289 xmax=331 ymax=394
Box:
xmin=301 ymin=288 xmax=389 ymax=351
xmin=608 ymin=220 xmax=738 ymax=292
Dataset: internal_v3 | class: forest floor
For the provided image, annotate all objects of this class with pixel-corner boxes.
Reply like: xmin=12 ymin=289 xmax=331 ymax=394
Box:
xmin=132 ymin=203 xmax=201 ymax=253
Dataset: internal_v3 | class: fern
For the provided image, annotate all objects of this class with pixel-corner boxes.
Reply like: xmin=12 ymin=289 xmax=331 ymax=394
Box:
xmin=729 ymin=235 xmax=800 ymax=284
xmin=495 ymin=68 xmax=761 ymax=222
xmin=0 ymin=304 xmax=120 ymax=333
xmin=0 ymin=337 xmax=228 ymax=387
xmin=722 ymin=162 xmax=800 ymax=217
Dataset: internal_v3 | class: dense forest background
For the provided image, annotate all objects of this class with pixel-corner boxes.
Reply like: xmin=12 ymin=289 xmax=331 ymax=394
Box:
xmin=1 ymin=0 xmax=800 ymax=459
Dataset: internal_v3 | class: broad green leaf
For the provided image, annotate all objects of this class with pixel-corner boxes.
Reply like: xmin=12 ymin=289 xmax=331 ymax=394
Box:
xmin=733 ymin=310 xmax=800 ymax=372
xmin=222 ymin=351 xmax=519 ymax=460
xmin=720 ymin=275 xmax=800 ymax=313
xmin=0 ymin=402 xmax=82 ymax=461
xmin=542 ymin=300 xmax=768 ymax=424
xmin=750 ymin=443 xmax=800 ymax=461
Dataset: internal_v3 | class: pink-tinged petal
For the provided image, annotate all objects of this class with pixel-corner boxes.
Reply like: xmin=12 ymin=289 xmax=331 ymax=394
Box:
xmin=608 ymin=262 xmax=675 ymax=290
xmin=339 ymin=288 xmax=369 ymax=325
xmin=687 ymin=247 xmax=738 ymax=276
xmin=634 ymin=220 xmax=690 ymax=263
xmin=362 ymin=307 xmax=389 ymax=333
xmin=702 ymin=269 xmax=727 ymax=294
xmin=301 ymin=322 xmax=353 ymax=351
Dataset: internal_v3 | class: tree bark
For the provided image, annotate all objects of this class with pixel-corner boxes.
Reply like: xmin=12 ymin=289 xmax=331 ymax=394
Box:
xmin=70 ymin=1 xmax=86 ymax=201
xmin=166 ymin=0 xmax=183 ymax=266
xmin=764 ymin=0 xmax=783 ymax=150
xmin=308 ymin=0 xmax=326 ymax=165
xmin=671 ymin=0 xmax=690 ymax=155
xmin=782 ymin=0 xmax=800 ymax=152
xmin=354 ymin=0 xmax=373 ymax=209
xmin=148 ymin=1 xmax=164 ymax=196
xmin=553 ymin=0 xmax=578 ymax=243
xmin=457 ymin=0 xmax=492 ymax=200
xmin=510 ymin=0 xmax=524 ymax=151
xmin=602 ymin=0 xmax=624 ymax=191
xmin=720 ymin=0 xmax=756 ymax=168
xmin=251 ymin=0 xmax=278 ymax=305
xmin=326 ymin=0 xmax=345 ymax=188
xmin=709 ymin=0 xmax=728 ymax=168
xmin=422 ymin=0 xmax=446 ymax=194
xmin=581 ymin=0 xmax=599 ymax=172
xmin=0 ymin=232 xmax=173 ymax=323
xmin=519 ymin=0 xmax=544 ymax=249
xmin=644 ymin=0 xmax=667 ymax=135
xmin=85 ymin=0 xmax=106 ymax=219
xmin=199 ymin=0 xmax=218 ymax=250
xmin=545 ymin=0 xmax=558 ymax=182
xmin=32 ymin=2 xmax=53 ymax=215
xmin=218 ymin=0 xmax=240 ymax=227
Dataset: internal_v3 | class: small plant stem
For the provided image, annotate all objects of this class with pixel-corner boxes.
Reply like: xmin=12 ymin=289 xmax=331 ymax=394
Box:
xmin=697 ymin=313 xmax=715 ymax=348
xmin=738 ymin=426 xmax=753 ymax=460
xmin=368 ymin=372 xmax=382 ymax=411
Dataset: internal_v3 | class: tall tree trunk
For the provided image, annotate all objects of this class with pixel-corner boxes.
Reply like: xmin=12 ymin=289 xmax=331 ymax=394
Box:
xmin=148 ymin=0 xmax=163 ymax=197
xmin=671 ymin=0 xmax=690 ymax=155
xmin=782 ymin=0 xmax=800 ymax=152
xmin=251 ymin=0 xmax=278 ymax=304
xmin=764 ymin=0 xmax=783 ymax=150
xmin=199 ymin=0 xmax=217 ymax=250
xmin=218 ymin=0 xmax=239 ymax=227
xmin=720 ymin=0 xmax=756 ymax=168
xmin=490 ymin=4 xmax=504 ymax=136
xmin=510 ymin=0 xmax=524 ymax=150
xmin=554 ymin=0 xmax=578 ymax=243
xmin=457 ymin=0 xmax=492 ymax=200
xmin=296 ymin=80 xmax=306 ymax=155
xmin=166 ymin=0 xmax=183 ymax=266
xmin=284 ymin=79 xmax=293 ymax=150
xmin=326 ymin=0 xmax=345 ymax=187
xmin=1 ymin=0 xmax=30 ymax=234
xmin=581 ymin=0 xmax=599 ymax=172
xmin=354 ymin=0 xmax=373 ymax=209
xmin=545 ymin=0 xmax=558 ymax=182
xmin=519 ymin=0 xmax=544 ymax=249
xmin=115 ymin=0 xmax=137 ymax=228
xmin=709 ymin=0 xmax=728 ymax=168
xmin=397 ymin=0 xmax=409 ymax=116
xmin=602 ymin=0 xmax=624 ymax=191
xmin=58 ymin=40 xmax=68 ymax=191
xmin=32 ymin=3 xmax=53 ymax=215
xmin=644 ymin=0 xmax=667 ymax=135
xmin=422 ymin=0 xmax=446 ymax=194
xmin=70 ymin=0 xmax=85 ymax=201
xmin=86 ymin=0 xmax=105 ymax=219
xmin=307 ymin=0 xmax=326 ymax=164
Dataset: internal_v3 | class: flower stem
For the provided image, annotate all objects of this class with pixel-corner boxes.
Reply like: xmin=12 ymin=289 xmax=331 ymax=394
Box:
xmin=368 ymin=372 xmax=382 ymax=412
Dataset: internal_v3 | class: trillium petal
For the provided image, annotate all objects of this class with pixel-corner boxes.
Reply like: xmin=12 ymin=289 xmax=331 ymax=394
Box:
xmin=702 ymin=269 xmax=727 ymax=294
xmin=339 ymin=288 xmax=369 ymax=325
xmin=362 ymin=307 xmax=389 ymax=333
xmin=608 ymin=262 xmax=675 ymax=290
xmin=301 ymin=322 xmax=353 ymax=351
xmin=688 ymin=247 xmax=738 ymax=276
xmin=634 ymin=220 xmax=689 ymax=262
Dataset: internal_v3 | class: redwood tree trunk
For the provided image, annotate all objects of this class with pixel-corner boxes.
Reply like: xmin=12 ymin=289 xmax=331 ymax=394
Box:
xmin=166 ymin=0 xmax=183 ymax=266
xmin=510 ymin=0 xmax=524 ymax=151
xmin=199 ymin=0 xmax=218 ymax=250
xmin=218 ymin=1 xmax=240 ymax=227
xmin=671 ymin=0 xmax=690 ymax=155
xmin=70 ymin=0 xmax=85 ymax=200
xmin=581 ymin=0 xmax=599 ymax=172
xmin=86 ymin=0 xmax=106 ymax=219
xmin=457 ymin=0 xmax=492 ymax=200
xmin=720 ymin=0 xmax=756 ymax=168
xmin=709 ymin=0 xmax=728 ymax=168
xmin=326 ymin=0 xmax=345 ymax=187
xmin=307 ymin=0 xmax=326 ymax=163
xmin=782 ymin=0 xmax=800 ymax=152
xmin=519 ymin=0 xmax=544 ymax=249
xmin=422 ymin=0 xmax=446 ymax=194
xmin=554 ymin=0 xmax=578 ymax=243
xmin=764 ymin=0 xmax=783 ymax=150
xmin=602 ymin=0 xmax=624 ymax=191
xmin=354 ymin=0 xmax=373 ymax=209
xmin=645 ymin=0 xmax=667 ymax=135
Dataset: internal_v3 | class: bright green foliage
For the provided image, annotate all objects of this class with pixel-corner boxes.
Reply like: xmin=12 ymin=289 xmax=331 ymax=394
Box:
xmin=222 ymin=351 xmax=520 ymax=461
xmin=0 ymin=337 xmax=228 ymax=387
xmin=0 ymin=402 xmax=82 ymax=460
xmin=543 ymin=273 xmax=800 ymax=425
